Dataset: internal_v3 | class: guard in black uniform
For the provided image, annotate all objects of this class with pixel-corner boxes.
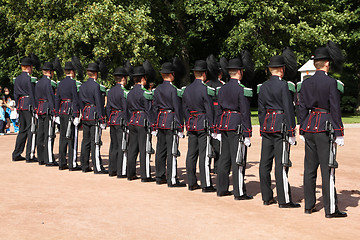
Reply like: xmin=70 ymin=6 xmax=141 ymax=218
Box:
xmin=216 ymin=57 xmax=253 ymax=200
xmin=55 ymin=61 xmax=82 ymax=171
xmin=79 ymin=62 xmax=108 ymax=174
xmin=35 ymin=62 xmax=57 ymax=166
xmin=12 ymin=57 xmax=38 ymax=162
xmin=205 ymin=55 xmax=225 ymax=174
xmin=298 ymin=41 xmax=347 ymax=218
xmin=126 ymin=66 xmax=154 ymax=182
xmin=258 ymin=51 xmax=300 ymax=208
xmin=182 ymin=60 xmax=216 ymax=192
xmin=106 ymin=67 xmax=128 ymax=178
xmin=153 ymin=62 xmax=186 ymax=187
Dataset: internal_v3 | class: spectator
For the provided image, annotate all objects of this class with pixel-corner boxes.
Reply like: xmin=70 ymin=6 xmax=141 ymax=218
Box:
xmin=9 ymin=100 xmax=19 ymax=133
xmin=0 ymin=101 xmax=5 ymax=135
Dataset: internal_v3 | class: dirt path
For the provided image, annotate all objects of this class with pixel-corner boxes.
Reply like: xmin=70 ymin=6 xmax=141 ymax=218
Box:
xmin=1 ymin=126 xmax=359 ymax=239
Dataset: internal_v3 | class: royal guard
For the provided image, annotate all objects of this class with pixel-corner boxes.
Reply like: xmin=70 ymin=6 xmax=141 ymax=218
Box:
xmin=153 ymin=61 xmax=186 ymax=187
xmin=79 ymin=60 xmax=108 ymax=174
xmin=182 ymin=60 xmax=216 ymax=192
xmin=12 ymin=54 xmax=40 ymax=162
xmin=258 ymin=48 xmax=300 ymax=208
xmin=106 ymin=67 xmax=129 ymax=178
xmin=126 ymin=63 xmax=155 ymax=182
xmin=298 ymin=41 xmax=347 ymax=218
xmin=55 ymin=57 xmax=83 ymax=171
xmin=216 ymin=54 xmax=254 ymax=200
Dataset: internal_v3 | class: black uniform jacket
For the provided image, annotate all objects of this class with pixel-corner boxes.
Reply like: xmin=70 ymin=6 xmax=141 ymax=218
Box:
xmin=127 ymin=84 xmax=153 ymax=127
xmin=298 ymin=70 xmax=344 ymax=137
xmin=35 ymin=75 xmax=55 ymax=115
xmin=14 ymin=72 xmax=36 ymax=111
xmin=153 ymin=81 xmax=184 ymax=131
xmin=258 ymin=75 xmax=296 ymax=137
xmin=217 ymin=78 xmax=252 ymax=137
xmin=79 ymin=78 xmax=106 ymax=123
xmin=182 ymin=79 xmax=214 ymax=132
xmin=106 ymin=83 xmax=128 ymax=126
xmin=55 ymin=76 xmax=80 ymax=117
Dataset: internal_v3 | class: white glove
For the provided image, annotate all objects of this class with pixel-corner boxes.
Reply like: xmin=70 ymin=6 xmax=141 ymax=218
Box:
xmin=335 ymin=136 xmax=344 ymax=146
xmin=300 ymin=135 xmax=305 ymax=142
xmin=211 ymin=133 xmax=217 ymax=139
xmin=289 ymin=136 xmax=296 ymax=145
xmin=51 ymin=116 xmax=56 ymax=122
xmin=73 ymin=117 xmax=80 ymax=126
xmin=244 ymin=137 xmax=251 ymax=147
xmin=100 ymin=123 xmax=106 ymax=129
xmin=55 ymin=116 xmax=60 ymax=124
xmin=177 ymin=132 xmax=184 ymax=138
xmin=35 ymin=114 xmax=38 ymax=119
xmin=16 ymin=113 xmax=19 ymax=119
xmin=151 ymin=130 xmax=158 ymax=136
xmin=215 ymin=134 xmax=222 ymax=141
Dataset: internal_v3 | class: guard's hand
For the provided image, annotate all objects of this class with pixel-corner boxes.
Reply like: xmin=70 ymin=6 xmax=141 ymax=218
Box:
xmin=100 ymin=123 xmax=106 ymax=129
xmin=289 ymin=136 xmax=296 ymax=145
xmin=244 ymin=137 xmax=251 ymax=147
xmin=177 ymin=132 xmax=184 ymax=138
xmin=211 ymin=133 xmax=217 ymax=139
xmin=335 ymin=136 xmax=344 ymax=146
xmin=73 ymin=117 xmax=80 ymax=126
xmin=35 ymin=114 xmax=38 ymax=119
xmin=151 ymin=130 xmax=158 ymax=136
xmin=300 ymin=135 xmax=305 ymax=142
xmin=55 ymin=116 xmax=60 ymax=125
xmin=51 ymin=116 xmax=56 ymax=122
xmin=215 ymin=134 xmax=221 ymax=141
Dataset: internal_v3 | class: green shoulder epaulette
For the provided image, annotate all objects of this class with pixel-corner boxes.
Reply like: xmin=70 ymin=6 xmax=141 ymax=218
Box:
xmin=106 ymin=88 xmax=110 ymax=96
xmin=216 ymin=86 xmax=222 ymax=95
xmin=206 ymin=86 xmax=216 ymax=97
xmin=31 ymin=76 xmax=37 ymax=84
xmin=142 ymin=86 xmax=153 ymax=100
xmin=13 ymin=77 xmax=16 ymax=83
xmin=257 ymin=84 xmax=262 ymax=94
xmin=100 ymin=84 xmax=107 ymax=93
xmin=336 ymin=80 xmax=344 ymax=93
xmin=75 ymin=80 xmax=82 ymax=92
xmin=287 ymin=81 xmax=296 ymax=93
xmin=121 ymin=86 xmax=129 ymax=99
xmin=51 ymin=80 xmax=57 ymax=89
xmin=177 ymin=86 xmax=186 ymax=98
xmin=296 ymin=82 xmax=302 ymax=92
xmin=240 ymin=83 xmax=253 ymax=97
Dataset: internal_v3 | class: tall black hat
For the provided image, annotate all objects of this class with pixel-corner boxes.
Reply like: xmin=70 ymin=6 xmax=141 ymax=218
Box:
xmin=21 ymin=57 xmax=33 ymax=66
xmin=64 ymin=62 xmax=74 ymax=70
xmin=96 ymin=57 xmax=108 ymax=80
xmin=192 ymin=60 xmax=207 ymax=72
xmin=132 ymin=66 xmax=146 ymax=76
xmin=53 ymin=57 xmax=64 ymax=79
xmin=42 ymin=62 xmax=54 ymax=71
xmin=282 ymin=47 xmax=297 ymax=81
xmin=312 ymin=47 xmax=330 ymax=60
xmin=159 ymin=62 xmax=175 ymax=74
xmin=113 ymin=67 xmax=128 ymax=76
xmin=219 ymin=57 xmax=230 ymax=81
xmin=143 ymin=60 xmax=156 ymax=83
xmin=312 ymin=40 xmax=344 ymax=72
xmin=267 ymin=55 xmax=286 ymax=67
xmin=87 ymin=62 xmax=100 ymax=72
xmin=206 ymin=54 xmax=220 ymax=82
xmin=172 ymin=57 xmax=186 ymax=87
xmin=240 ymin=50 xmax=255 ymax=81
xmin=226 ymin=58 xmax=244 ymax=69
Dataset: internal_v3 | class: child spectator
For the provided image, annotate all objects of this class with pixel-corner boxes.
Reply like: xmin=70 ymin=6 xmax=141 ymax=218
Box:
xmin=9 ymin=100 xmax=19 ymax=133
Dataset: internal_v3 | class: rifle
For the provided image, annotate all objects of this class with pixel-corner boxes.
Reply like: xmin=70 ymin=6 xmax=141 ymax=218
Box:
xmin=325 ymin=121 xmax=338 ymax=168
xmin=144 ymin=119 xmax=154 ymax=178
xmin=120 ymin=118 xmax=128 ymax=176
xmin=65 ymin=107 xmax=73 ymax=139
xmin=204 ymin=119 xmax=214 ymax=186
xmin=30 ymin=105 xmax=37 ymax=134
xmin=235 ymin=124 xmax=247 ymax=166
xmin=94 ymin=112 xmax=102 ymax=146
xmin=171 ymin=119 xmax=180 ymax=157
xmin=281 ymin=122 xmax=294 ymax=168
xmin=47 ymin=109 xmax=55 ymax=139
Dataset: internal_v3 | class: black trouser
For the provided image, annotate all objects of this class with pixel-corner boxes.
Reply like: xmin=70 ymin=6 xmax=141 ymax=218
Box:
xmin=155 ymin=129 xmax=179 ymax=185
xmin=304 ymin=132 xmax=338 ymax=215
xmin=58 ymin=114 xmax=79 ymax=169
xmin=259 ymin=132 xmax=292 ymax=204
xmin=217 ymin=131 xmax=247 ymax=197
xmin=12 ymin=110 xmax=34 ymax=160
xmin=186 ymin=131 xmax=212 ymax=188
xmin=127 ymin=125 xmax=151 ymax=179
xmin=80 ymin=121 xmax=104 ymax=173
xmin=211 ymin=138 xmax=220 ymax=173
xmin=37 ymin=114 xmax=55 ymax=164
xmin=108 ymin=125 xmax=126 ymax=176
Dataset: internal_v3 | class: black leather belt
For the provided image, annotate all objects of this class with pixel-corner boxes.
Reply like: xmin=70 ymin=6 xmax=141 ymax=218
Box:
xmin=223 ymin=109 xmax=240 ymax=113
xmin=311 ymin=108 xmax=329 ymax=113
xmin=160 ymin=109 xmax=173 ymax=113
xmin=266 ymin=109 xmax=284 ymax=114
xmin=85 ymin=103 xmax=95 ymax=107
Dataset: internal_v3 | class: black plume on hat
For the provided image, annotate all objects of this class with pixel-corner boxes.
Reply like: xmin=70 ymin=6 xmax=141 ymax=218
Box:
xmin=96 ymin=57 xmax=108 ymax=80
xmin=326 ymin=40 xmax=345 ymax=72
xmin=53 ymin=57 xmax=64 ymax=79
xmin=192 ymin=60 xmax=207 ymax=72
xmin=282 ymin=47 xmax=297 ymax=81
xmin=124 ymin=60 xmax=134 ymax=86
xmin=71 ymin=56 xmax=84 ymax=80
xmin=42 ymin=62 xmax=54 ymax=71
xmin=206 ymin=54 xmax=220 ymax=83
xmin=219 ymin=57 xmax=230 ymax=82
xmin=143 ymin=60 xmax=156 ymax=83
xmin=29 ymin=53 xmax=41 ymax=71
xmin=241 ymin=50 xmax=255 ymax=81
xmin=172 ymin=57 xmax=186 ymax=87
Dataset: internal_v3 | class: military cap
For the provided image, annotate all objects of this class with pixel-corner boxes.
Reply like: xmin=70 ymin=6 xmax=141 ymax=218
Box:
xmin=113 ymin=67 xmax=128 ymax=76
xmin=226 ymin=58 xmax=244 ymax=69
xmin=159 ymin=62 xmax=175 ymax=74
xmin=132 ymin=66 xmax=146 ymax=76
xmin=87 ymin=63 xmax=100 ymax=72
xmin=20 ymin=57 xmax=33 ymax=66
xmin=42 ymin=62 xmax=54 ymax=71
xmin=311 ymin=47 xmax=331 ymax=60
xmin=64 ymin=62 xmax=75 ymax=70
xmin=192 ymin=60 xmax=207 ymax=71
xmin=267 ymin=55 xmax=286 ymax=67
